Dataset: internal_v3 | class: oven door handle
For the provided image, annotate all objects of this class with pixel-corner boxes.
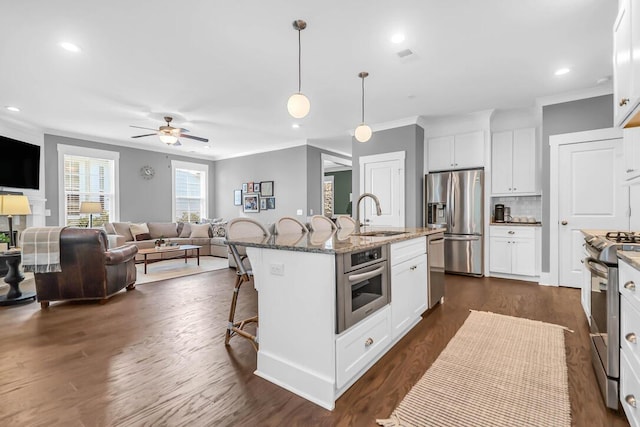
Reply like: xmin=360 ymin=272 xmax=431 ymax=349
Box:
xmin=584 ymin=257 xmax=608 ymax=279
xmin=348 ymin=265 xmax=385 ymax=283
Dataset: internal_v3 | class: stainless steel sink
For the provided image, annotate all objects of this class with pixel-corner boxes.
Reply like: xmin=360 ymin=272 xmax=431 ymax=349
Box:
xmin=352 ymin=231 xmax=409 ymax=237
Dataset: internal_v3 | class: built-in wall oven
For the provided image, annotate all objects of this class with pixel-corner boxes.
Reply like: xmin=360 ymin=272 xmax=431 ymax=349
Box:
xmin=336 ymin=245 xmax=390 ymax=333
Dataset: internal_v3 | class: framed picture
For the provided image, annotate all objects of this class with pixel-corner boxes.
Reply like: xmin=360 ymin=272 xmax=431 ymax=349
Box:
xmin=242 ymin=183 xmax=248 ymax=193
xmin=234 ymin=189 xmax=242 ymax=206
xmin=254 ymin=182 xmax=261 ymax=193
xmin=260 ymin=197 xmax=267 ymax=210
xmin=261 ymin=181 xmax=274 ymax=197
xmin=243 ymin=193 xmax=260 ymax=213
xmin=248 ymin=182 xmax=254 ymax=193
xmin=266 ymin=197 xmax=276 ymax=210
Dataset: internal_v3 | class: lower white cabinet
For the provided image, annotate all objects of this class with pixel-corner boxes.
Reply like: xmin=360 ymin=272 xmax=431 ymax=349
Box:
xmin=390 ymin=237 xmax=427 ymax=339
xmin=619 ymin=258 xmax=640 ymax=426
xmin=581 ymin=246 xmax=591 ymax=323
xmin=489 ymin=226 xmax=540 ymax=279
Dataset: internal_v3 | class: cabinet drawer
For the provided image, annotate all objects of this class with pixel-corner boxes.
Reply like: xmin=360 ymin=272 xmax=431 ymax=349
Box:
xmin=621 ymin=349 xmax=640 ymax=427
xmin=489 ymin=226 xmax=535 ymax=239
xmin=620 ymin=260 xmax=640 ymax=308
xmin=336 ymin=305 xmax=391 ymax=389
xmin=622 ymin=296 xmax=640 ymax=369
xmin=390 ymin=237 xmax=426 ymax=267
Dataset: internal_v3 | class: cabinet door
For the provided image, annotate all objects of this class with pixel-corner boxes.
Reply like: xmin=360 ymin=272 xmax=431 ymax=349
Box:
xmin=624 ymin=128 xmax=640 ymax=180
xmin=391 ymin=262 xmax=414 ymax=339
xmin=581 ymin=249 xmax=591 ymax=323
xmin=511 ymin=128 xmax=537 ymax=194
xmin=491 ymin=131 xmax=513 ymax=194
xmin=614 ymin=0 xmax=633 ymax=126
xmin=489 ymin=236 xmax=512 ymax=274
xmin=453 ymin=131 xmax=484 ymax=169
xmin=427 ymin=136 xmax=454 ymax=171
xmin=409 ymin=255 xmax=428 ymax=318
xmin=511 ymin=238 xmax=536 ymax=276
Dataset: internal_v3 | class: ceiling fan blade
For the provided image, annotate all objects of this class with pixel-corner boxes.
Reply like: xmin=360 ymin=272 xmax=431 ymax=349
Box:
xmin=179 ymin=134 xmax=209 ymax=142
xmin=131 ymin=133 xmax=157 ymax=138
xmin=130 ymin=125 xmax=159 ymax=131
xmin=179 ymin=127 xmax=190 ymax=133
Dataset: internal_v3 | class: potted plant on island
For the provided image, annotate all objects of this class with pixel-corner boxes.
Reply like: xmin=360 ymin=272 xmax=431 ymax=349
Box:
xmin=0 ymin=233 xmax=10 ymax=252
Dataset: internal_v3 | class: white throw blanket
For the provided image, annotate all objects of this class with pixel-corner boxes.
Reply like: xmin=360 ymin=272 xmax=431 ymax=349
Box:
xmin=21 ymin=226 xmax=67 ymax=273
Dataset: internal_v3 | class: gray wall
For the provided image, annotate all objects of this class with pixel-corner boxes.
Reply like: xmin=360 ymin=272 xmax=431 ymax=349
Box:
xmin=352 ymin=124 xmax=424 ymax=227
xmin=214 ymin=145 xmax=309 ymax=227
xmin=325 ymin=170 xmax=352 ymax=215
xmin=306 ymin=145 xmax=351 ymax=216
xmin=44 ymin=134 xmax=215 ymax=225
xmin=541 ymin=94 xmax=613 ymax=272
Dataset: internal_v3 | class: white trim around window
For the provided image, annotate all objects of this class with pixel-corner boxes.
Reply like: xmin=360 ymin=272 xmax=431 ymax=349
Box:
xmin=171 ymin=160 xmax=209 ymax=222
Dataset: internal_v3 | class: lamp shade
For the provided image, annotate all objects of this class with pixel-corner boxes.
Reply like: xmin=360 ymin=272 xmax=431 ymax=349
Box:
xmin=354 ymin=124 xmax=372 ymax=143
xmin=287 ymin=93 xmax=310 ymax=118
xmin=159 ymin=133 xmax=178 ymax=145
xmin=80 ymin=201 xmax=102 ymax=214
xmin=0 ymin=195 xmax=31 ymax=215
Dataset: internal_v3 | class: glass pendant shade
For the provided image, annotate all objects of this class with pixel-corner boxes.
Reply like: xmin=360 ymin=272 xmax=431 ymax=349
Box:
xmin=287 ymin=92 xmax=310 ymax=118
xmin=159 ymin=133 xmax=178 ymax=145
xmin=355 ymin=124 xmax=372 ymax=142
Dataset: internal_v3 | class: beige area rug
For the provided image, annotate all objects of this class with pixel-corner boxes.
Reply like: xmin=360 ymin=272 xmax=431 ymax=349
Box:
xmin=135 ymin=256 xmax=229 ymax=284
xmin=377 ymin=310 xmax=571 ymax=427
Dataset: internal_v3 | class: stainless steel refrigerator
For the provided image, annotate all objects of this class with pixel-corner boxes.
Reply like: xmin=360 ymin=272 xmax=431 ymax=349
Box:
xmin=425 ymin=169 xmax=483 ymax=276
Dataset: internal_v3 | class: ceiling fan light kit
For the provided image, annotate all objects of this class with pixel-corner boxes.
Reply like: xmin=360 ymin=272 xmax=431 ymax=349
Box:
xmin=130 ymin=115 xmax=207 ymax=147
xmin=355 ymin=71 xmax=372 ymax=143
xmin=287 ymin=19 xmax=310 ymax=119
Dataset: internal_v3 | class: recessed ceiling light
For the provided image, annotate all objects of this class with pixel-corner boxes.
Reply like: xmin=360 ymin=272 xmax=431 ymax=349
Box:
xmin=292 ymin=123 xmax=300 ymax=129
xmin=5 ymin=106 xmax=20 ymax=112
xmin=59 ymin=42 xmax=81 ymax=53
xmin=554 ymin=68 xmax=570 ymax=76
xmin=391 ymin=33 xmax=405 ymax=44
xmin=204 ymin=145 xmax=211 ymax=149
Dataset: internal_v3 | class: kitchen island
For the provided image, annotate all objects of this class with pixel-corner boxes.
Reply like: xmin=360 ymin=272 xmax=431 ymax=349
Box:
xmin=226 ymin=226 xmax=445 ymax=410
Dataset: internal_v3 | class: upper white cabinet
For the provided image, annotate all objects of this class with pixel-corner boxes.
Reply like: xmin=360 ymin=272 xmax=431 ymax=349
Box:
xmin=491 ymin=128 xmax=538 ymax=195
xmin=614 ymin=0 xmax=640 ymax=128
xmin=427 ymin=130 xmax=484 ymax=171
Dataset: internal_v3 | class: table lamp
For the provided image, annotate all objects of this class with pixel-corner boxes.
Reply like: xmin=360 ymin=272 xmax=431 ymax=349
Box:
xmin=80 ymin=201 xmax=102 ymax=228
xmin=0 ymin=195 xmax=32 ymax=248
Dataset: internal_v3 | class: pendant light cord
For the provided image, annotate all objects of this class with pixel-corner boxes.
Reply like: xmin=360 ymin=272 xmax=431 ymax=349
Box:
xmin=298 ymin=29 xmax=302 ymax=93
xmin=361 ymin=76 xmax=365 ymax=123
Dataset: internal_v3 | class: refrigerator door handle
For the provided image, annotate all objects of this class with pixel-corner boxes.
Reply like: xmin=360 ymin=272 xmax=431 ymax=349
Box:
xmin=445 ymin=235 xmax=481 ymax=241
xmin=450 ymin=173 xmax=456 ymax=228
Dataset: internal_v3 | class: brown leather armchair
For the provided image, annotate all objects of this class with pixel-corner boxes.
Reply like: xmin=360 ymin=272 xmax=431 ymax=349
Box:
xmin=33 ymin=228 xmax=139 ymax=308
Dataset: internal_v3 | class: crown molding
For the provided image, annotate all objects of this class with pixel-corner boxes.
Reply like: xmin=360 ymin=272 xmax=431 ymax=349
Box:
xmin=346 ymin=116 xmax=420 ymax=136
xmin=535 ymin=83 xmax=613 ymax=107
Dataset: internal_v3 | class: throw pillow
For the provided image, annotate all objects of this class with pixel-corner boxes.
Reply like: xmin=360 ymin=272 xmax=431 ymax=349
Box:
xmin=189 ymin=223 xmax=210 ymax=238
xmin=211 ymin=223 xmax=226 ymax=237
xmin=134 ymin=232 xmax=152 ymax=241
xmin=179 ymin=222 xmax=192 ymax=238
xmin=129 ymin=223 xmax=149 ymax=241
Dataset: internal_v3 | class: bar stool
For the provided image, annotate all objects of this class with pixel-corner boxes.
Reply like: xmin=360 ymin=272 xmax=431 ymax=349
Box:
xmin=309 ymin=215 xmax=337 ymax=232
xmin=275 ymin=216 xmax=309 ymax=234
xmin=336 ymin=215 xmax=357 ymax=231
xmin=225 ymin=217 xmax=270 ymax=351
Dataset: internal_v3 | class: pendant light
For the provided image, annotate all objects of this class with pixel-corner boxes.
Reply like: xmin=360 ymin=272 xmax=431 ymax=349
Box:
xmin=354 ymin=72 xmax=372 ymax=143
xmin=287 ymin=19 xmax=310 ymax=119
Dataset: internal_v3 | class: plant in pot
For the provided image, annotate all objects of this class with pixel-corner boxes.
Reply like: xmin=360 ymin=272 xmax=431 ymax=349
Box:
xmin=0 ymin=233 xmax=10 ymax=252
xmin=154 ymin=235 xmax=166 ymax=248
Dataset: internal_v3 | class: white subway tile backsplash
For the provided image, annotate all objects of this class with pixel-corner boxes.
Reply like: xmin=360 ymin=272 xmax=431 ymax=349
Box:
xmin=490 ymin=195 xmax=542 ymax=221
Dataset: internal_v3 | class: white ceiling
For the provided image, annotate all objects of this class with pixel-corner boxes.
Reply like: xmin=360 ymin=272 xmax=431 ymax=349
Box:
xmin=0 ymin=0 xmax=617 ymax=160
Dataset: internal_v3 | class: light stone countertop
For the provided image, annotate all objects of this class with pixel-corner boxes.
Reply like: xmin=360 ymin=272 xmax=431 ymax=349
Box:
xmin=225 ymin=226 xmax=446 ymax=254
xmin=490 ymin=222 xmax=541 ymax=227
xmin=618 ymin=250 xmax=640 ymax=270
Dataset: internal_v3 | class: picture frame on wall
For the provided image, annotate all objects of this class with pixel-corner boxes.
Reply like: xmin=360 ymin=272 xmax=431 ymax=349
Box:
xmin=261 ymin=181 xmax=274 ymax=197
xmin=242 ymin=183 xmax=248 ymax=193
xmin=260 ymin=197 xmax=267 ymax=210
xmin=247 ymin=182 xmax=254 ymax=193
xmin=234 ymin=189 xmax=242 ymax=206
xmin=243 ymin=193 xmax=260 ymax=213
xmin=254 ymin=182 xmax=261 ymax=194
xmin=266 ymin=197 xmax=276 ymax=210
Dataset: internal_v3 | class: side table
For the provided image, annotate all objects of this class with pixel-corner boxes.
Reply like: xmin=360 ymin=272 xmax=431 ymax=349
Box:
xmin=0 ymin=252 xmax=36 ymax=306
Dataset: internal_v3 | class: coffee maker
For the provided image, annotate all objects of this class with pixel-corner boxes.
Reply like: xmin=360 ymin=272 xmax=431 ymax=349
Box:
xmin=494 ymin=204 xmax=505 ymax=223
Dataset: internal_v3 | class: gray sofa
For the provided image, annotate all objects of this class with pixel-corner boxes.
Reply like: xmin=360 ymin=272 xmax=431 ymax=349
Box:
xmin=104 ymin=221 xmax=230 ymax=264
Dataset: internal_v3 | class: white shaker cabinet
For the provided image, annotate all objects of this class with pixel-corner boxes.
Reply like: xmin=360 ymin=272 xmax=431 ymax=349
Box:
xmin=618 ymin=259 xmax=640 ymax=427
xmin=624 ymin=128 xmax=640 ymax=181
xmin=614 ymin=0 xmax=640 ymax=128
xmin=491 ymin=128 xmax=538 ymax=195
xmin=390 ymin=237 xmax=427 ymax=340
xmin=489 ymin=226 xmax=539 ymax=280
xmin=427 ymin=131 xmax=484 ymax=172
xmin=581 ymin=245 xmax=591 ymax=323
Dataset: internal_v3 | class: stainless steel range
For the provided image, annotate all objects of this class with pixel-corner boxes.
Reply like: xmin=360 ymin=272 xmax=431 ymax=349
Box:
xmin=584 ymin=230 xmax=640 ymax=410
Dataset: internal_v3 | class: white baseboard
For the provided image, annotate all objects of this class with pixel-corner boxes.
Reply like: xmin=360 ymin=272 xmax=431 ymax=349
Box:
xmin=538 ymin=272 xmax=556 ymax=286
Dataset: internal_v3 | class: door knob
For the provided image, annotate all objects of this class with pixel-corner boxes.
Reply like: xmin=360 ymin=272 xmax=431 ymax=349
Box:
xmin=626 ymin=394 xmax=637 ymax=408
xmin=625 ymin=332 xmax=637 ymax=344
xmin=620 ymin=98 xmax=630 ymax=107
xmin=625 ymin=281 xmax=636 ymax=292
xmin=561 ymin=220 xmax=568 ymax=225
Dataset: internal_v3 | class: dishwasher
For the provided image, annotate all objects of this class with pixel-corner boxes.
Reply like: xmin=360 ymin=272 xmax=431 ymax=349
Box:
xmin=427 ymin=233 xmax=445 ymax=308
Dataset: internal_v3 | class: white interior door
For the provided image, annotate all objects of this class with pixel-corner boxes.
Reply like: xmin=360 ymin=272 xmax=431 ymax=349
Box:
xmin=359 ymin=152 xmax=405 ymax=227
xmin=558 ymin=137 xmax=627 ymax=287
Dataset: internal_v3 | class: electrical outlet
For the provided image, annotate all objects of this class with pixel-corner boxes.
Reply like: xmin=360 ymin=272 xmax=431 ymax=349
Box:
xmin=296 ymin=209 xmax=303 ymax=215
xmin=270 ymin=263 xmax=284 ymax=276
xmin=310 ymin=209 xmax=314 ymax=215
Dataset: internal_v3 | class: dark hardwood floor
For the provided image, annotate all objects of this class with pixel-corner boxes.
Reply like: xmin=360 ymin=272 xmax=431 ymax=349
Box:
xmin=0 ymin=270 xmax=629 ymax=426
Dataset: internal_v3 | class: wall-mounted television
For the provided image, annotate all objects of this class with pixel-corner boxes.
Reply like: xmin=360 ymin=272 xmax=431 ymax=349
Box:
xmin=0 ymin=135 xmax=41 ymax=190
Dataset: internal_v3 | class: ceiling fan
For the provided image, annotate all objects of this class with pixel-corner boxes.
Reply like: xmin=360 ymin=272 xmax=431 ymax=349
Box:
xmin=130 ymin=116 xmax=209 ymax=146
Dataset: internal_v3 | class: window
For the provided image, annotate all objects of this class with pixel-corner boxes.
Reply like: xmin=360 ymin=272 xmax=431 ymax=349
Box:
xmin=172 ymin=160 xmax=208 ymax=223
xmin=57 ymin=145 xmax=119 ymax=227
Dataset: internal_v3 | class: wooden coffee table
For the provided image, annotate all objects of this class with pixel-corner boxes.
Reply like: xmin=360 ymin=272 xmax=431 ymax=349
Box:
xmin=137 ymin=245 xmax=201 ymax=274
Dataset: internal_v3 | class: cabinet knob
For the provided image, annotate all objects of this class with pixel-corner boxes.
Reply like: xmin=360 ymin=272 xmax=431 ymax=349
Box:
xmin=364 ymin=337 xmax=374 ymax=347
xmin=625 ymin=281 xmax=637 ymax=292
xmin=627 ymin=169 xmax=636 ymax=173
xmin=625 ymin=332 xmax=637 ymax=344
xmin=410 ymin=265 xmax=417 ymax=271
xmin=508 ymin=231 xmax=515 ymax=235
xmin=561 ymin=220 xmax=568 ymax=225
xmin=513 ymin=188 xmax=517 ymax=190
xmin=620 ymin=98 xmax=630 ymax=107
xmin=626 ymin=394 xmax=637 ymax=408
xmin=508 ymin=188 xmax=512 ymax=191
